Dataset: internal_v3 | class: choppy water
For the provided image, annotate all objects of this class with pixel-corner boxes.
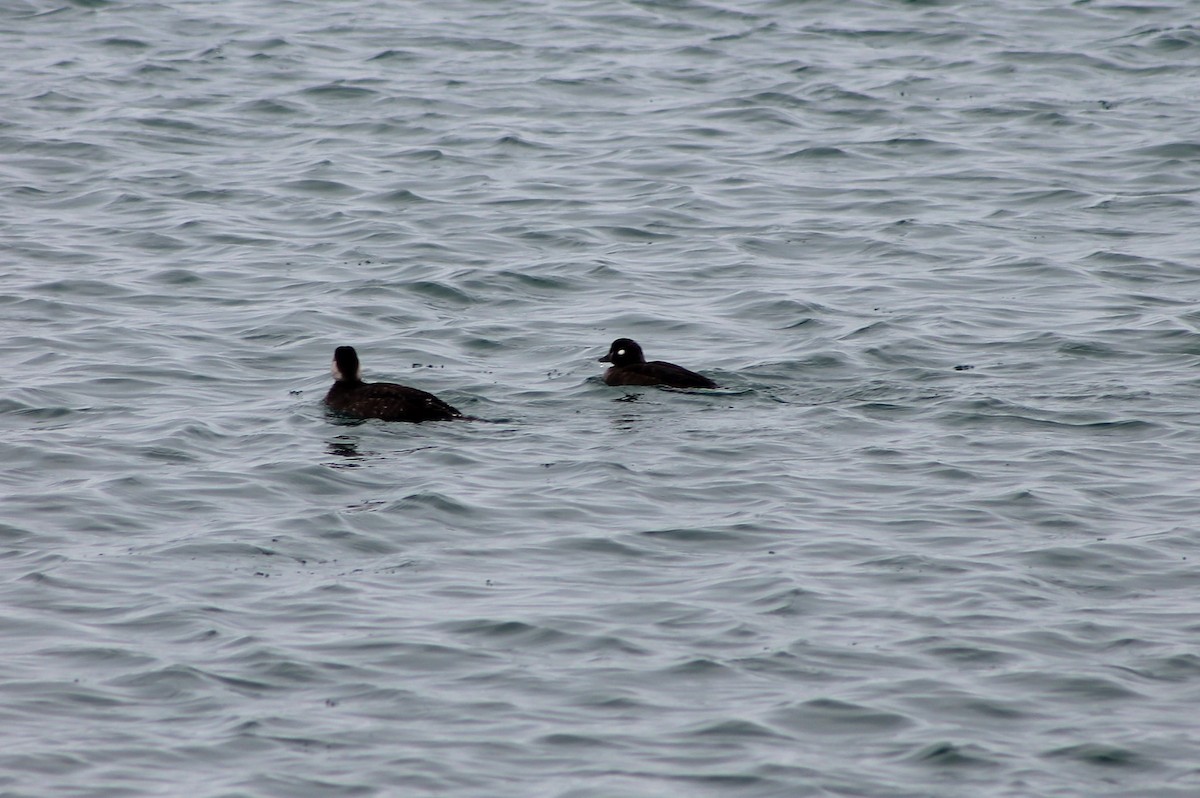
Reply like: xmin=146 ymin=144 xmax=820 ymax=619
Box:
xmin=3 ymin=0 xmax=1200 ymax=795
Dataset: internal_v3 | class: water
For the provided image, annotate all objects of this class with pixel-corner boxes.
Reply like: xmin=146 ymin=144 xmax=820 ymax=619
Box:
xmin=3 ymin=0 xmax=1200 ymax=795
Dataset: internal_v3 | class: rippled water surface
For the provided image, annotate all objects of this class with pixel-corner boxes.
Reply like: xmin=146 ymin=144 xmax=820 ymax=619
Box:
xmin=4 ymin=1 xmax=1200 ymax=795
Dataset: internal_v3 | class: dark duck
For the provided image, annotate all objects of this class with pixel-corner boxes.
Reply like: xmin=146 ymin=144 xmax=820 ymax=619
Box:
xmin=324 ymin=346 xmax=464 ymax=422
xmin=598 ymin=338 xmax=718 ymax=389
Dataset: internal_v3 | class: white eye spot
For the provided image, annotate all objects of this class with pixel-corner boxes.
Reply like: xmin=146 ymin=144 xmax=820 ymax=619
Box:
xmin=617 ymin=349 xmax=625 ymax=356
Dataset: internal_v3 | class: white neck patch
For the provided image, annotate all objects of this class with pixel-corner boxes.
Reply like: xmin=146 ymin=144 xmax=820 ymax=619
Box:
xmin=332 ymin=360 xmax=359 ymax=381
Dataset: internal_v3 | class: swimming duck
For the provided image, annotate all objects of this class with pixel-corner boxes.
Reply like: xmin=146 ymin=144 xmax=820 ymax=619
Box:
xmin=598 ymin=338 xmax=718 ymax=389
xmin=324 ymin=346 xmax=464 ymax=422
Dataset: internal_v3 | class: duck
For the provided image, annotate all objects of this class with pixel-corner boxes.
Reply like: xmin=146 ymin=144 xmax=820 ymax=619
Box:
xmin=324 ymin=346 xmax=464 ymax=422
xmin=598 ymin=338 xmax=718 ymax=389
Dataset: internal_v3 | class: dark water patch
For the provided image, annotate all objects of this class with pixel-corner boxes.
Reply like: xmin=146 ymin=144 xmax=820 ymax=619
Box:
xmin=131 ymin=116 xmax=217 ymax=137
xmin=0 ymin=522 xmax=32 ymax=542
xmin=537 ymin=732 xmax=622 ymax=749
xmin=863 ymin=137 xmax=967 ymax=157
xmin=116 ymin=230 xmax=191 ymax=251
xmin=322 ymin=640 xmax=500 ymax=674
xmin=300 ymin=83 xmax=380 ymax=100
xmin=997 ymin=672 xmax=1143 ymax=703
xmin=703 ymin=104 xmax=803 ymax=130
xmin=147 ymin=267 xmax=203 ymax=286
xmin=1019 ymin=542 xmax=1172 ymax=574
xmin=9 ymin=184 xmax=54 ymax=202
xmin=908 ymin=695 xmax=1029 ymax=723
xmin=640 ymin=526 xmax=751 ymax=545
xmin=1140 ymin=25 xmax=1200 ymax=53
xmin=1121 ymin=653 xmax=1200 ymax=683
xmin=996 ymin=48 xmax=1133 ymax=76
xmin=368 ymin=48 xmax=419 ymax=62
xmin=658 ymin=657 xmax=736 ymax=680
xmin=1128 ymin=141 xmax=1200 ymax=159
xmin=21 ymin=89 xmax=90 ymax=112
xmin=744 ymin=90 xmax=810 ymax=111
xmin=772 ymin=699 xmax=913 ymax=735
xmin=406 ymin=280 xmax=476 ymax=306
xmin=1042 ymin=742 xmax=1155 ymax=770
xmin=147 ymin=540 xmax=286 ymax=560
xmin=1087 ymin=194 xmax=1197 ymax=217
xmin=464 ymin=269 xmax=581 ymax=297
xmin=914 ymin=640 xmax=1017 ymax=668
xmin=31 ymin=278 xmax=131 ymax=298
xmin=904 ymin=741 xmax=1001 ymax=769
xmin=548 ymin=535 xmax=658 ymax=560
xmin=386 ymin=489 xmax=475 ymax=513
xmin=366 ymin=188 xmax=431 ymax=206
xmin=750 ymin=586 xmax=814 ymax=617
xmin=389 ymin=147 xmax=445 ymax=162
xmin=107 ymin=663 xmax=216 ymax=697
xmin=0 ymin=401 xmax=80 ymax=422
xmin=732 ymin=649 xmax=835 ymax=681
xmin=940 ymin=399 xmax=1156 ymax=436
xmin=687 ymin=718 xmax=786 ymax=741
xmin=777 ymin=145 xmax=854 ymax=160
xmin=1006 ymin=187 xmax=1095 ymax=208
xmin=235 ymin=98 xmax=303 ymax=116
xmin=491 ymin=133 xmax=555 ymax=152
xmin=1080 ymin=250 xmax=1200 ymax=283
xmin=437 ymin=618 xmax=572 ymax=648
xmin=0 ymin=751 xmax=89 ymax=778
xmin=235 ymin=36 xmax=291 ymax=52
xmin=100 ymin=36 xmax=148 ymax=50
xmin=591 ymin=224 xmax=678 ymax=242
xmin=858 ymin=555 xmax=972 ymax=577
xmin=278 ymin=179 xmax=361 ymax=197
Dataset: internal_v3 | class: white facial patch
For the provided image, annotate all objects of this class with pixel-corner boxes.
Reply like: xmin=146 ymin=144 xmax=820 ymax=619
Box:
xmin=331 ymin=360 xmax=359 ymax=381
xmin=617 ymin=349 xmax=625 ymax=356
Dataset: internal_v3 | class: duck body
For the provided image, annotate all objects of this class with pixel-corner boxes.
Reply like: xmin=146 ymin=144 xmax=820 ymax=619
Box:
xmin=599 ymin=338 xmax=718 ymax=390
xmin=324 ymin=346 xmax=464 ymax=422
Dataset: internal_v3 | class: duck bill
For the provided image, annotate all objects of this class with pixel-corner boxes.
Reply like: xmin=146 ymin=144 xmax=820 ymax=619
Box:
xmin=598 ymin=354 xmax=612 ymax=363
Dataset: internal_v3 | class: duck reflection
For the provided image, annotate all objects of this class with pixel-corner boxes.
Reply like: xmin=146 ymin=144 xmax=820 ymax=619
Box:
xmin=326 ymin=435 xmax=364 ymax=467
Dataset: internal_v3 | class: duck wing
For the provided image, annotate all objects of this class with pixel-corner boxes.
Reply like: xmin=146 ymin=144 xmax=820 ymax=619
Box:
xmin=327 ymin=381 xmax=463 ymax=422
xmin=645 ymin=360 xmax=718 ymax=389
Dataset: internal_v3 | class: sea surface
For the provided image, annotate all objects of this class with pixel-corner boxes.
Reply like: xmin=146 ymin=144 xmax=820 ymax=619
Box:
xmin=3 ymin=0 xmax=1200 ymax=796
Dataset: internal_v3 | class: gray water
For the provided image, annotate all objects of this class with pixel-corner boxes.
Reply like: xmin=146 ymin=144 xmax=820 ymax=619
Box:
xmin=3 ymin=0 xmax=1200 ymax=796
